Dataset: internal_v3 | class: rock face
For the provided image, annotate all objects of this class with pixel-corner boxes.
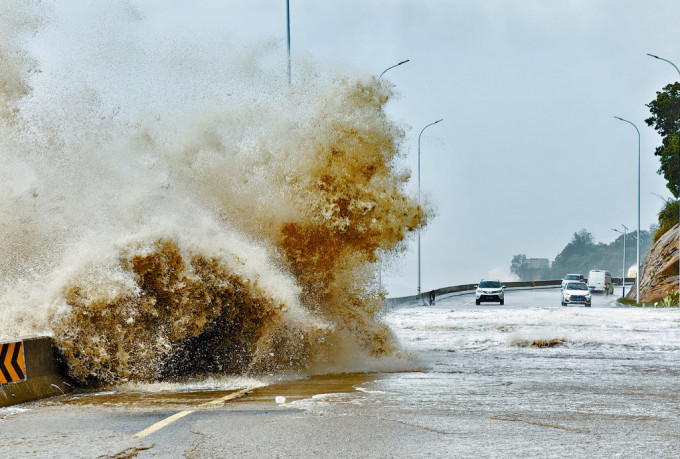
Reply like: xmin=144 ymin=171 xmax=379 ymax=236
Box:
xmin=626 ymin=224 xmax=679 ymax=302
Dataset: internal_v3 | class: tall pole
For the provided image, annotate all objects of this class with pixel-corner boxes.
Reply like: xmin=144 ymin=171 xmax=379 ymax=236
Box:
xmin=379 ymin=60 xmax=410 ymax=80
xmin=614 ymin=116 xmax=641 ymax=304
xmin=286 ymin=0 xmax=291 ymax=85
xmin=648 ymin=53 xmax=680 ymax=303
xmin=622 ymin=224 xmax=627 ymax=298
xmin=417 ymin=119 xmax=443 ymax=296
xmin=613 ymin=225 xmax=628 ymax=297
xmin=375 ymin=59 xmax=409 ymax=294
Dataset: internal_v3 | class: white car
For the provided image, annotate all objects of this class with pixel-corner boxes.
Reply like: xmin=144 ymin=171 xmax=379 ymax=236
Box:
xmin=561 ymin=281 xmax=592 ymax=307
xmin=475 ymin=280 xmax=505 ymax=305
xmin=561 ymin=273 xmax=586 ymax=289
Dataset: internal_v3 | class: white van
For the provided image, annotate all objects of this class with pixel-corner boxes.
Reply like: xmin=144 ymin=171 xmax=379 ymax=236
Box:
xmin=588 ymin=270 xmax=613 ymax=295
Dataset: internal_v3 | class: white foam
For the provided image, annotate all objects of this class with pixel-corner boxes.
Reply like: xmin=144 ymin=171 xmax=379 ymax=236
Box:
xmin=0 ymin=406 xmax=30 ymax=420
xmin=119 ymin=376 xmax=267 ymax=393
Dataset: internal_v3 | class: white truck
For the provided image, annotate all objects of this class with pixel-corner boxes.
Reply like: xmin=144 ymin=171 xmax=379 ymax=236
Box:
xmin=588 ymin=269 xmax=613 ymax=295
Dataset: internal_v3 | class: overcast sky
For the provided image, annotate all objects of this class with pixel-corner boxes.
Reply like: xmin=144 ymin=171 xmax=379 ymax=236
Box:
xmin=100 ymin=1 xmax=680 ymax=296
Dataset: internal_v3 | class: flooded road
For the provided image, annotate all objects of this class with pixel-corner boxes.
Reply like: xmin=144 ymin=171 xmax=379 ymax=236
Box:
xmin=2 ymin=287 xmax=680 ymax=457
xmin=364 ymin=287 xmax=680 ymax=456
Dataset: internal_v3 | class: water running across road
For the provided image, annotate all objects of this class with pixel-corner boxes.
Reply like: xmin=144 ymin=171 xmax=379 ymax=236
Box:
xmin=2 ymin=288 xmax=679 ymax=456
xmin=285 ymin=287 xmax=680 ymax=456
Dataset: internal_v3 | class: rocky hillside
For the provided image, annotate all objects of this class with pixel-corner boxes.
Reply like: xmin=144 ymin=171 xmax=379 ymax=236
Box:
xmin=626 ymin=224 xmax=679 ymax=302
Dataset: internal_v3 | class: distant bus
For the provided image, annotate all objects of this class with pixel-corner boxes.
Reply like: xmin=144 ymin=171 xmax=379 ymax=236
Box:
xmin=588 ymin=270 xmax=613 ymax=295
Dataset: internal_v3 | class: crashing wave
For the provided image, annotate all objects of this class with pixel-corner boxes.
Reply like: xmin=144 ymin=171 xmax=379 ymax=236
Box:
xmin=0 ymin=1 xmax=427 ymax=384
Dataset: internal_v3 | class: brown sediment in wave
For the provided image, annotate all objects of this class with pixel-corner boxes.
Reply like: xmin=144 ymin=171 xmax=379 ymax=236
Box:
xmin=273 ymin=80 xmax=424 ymax=359
xmin=1 ymin=3 xmax=427 ymax=384
xmin=53 ymin=238 xmax=332 ymax=384
xmin=49 ymin=79 xmax=424 ymax=385
xmin=510 ymin=338 xmax=567 ymax=348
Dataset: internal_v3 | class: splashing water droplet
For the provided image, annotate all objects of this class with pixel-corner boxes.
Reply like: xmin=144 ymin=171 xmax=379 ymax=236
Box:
xmin=0 ymin=2 xmax=430 ymax=385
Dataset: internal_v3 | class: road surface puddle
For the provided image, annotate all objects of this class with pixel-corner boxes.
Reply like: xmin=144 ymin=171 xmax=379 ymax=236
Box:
xmin=236 ymin=373 xmax=376 ymax=404
xmin=38 ymin=373 xmax=375 ymax=409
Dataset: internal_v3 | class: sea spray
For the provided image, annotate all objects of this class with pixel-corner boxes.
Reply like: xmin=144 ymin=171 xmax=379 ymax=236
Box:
xmin=0 ymin=1 xmax=428 ymax=384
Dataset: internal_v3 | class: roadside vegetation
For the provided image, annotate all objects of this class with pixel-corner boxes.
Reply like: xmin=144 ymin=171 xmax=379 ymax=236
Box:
xmin=646 ymin=82 xmax=680 ymax=241
xmin=654 ymin=196 xmax=678 ymax=241
xmin=510 ymin=228 xmax=654 ymax=281
xmin=617 ymin=290 xmax=678 ymax=308
xmin=658 ymin=290 xmax=679 ymax=307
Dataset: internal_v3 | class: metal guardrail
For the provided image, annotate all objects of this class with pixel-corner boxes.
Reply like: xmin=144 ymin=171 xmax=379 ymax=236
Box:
xmin=386 ymin=277 xmax=636 ymax=307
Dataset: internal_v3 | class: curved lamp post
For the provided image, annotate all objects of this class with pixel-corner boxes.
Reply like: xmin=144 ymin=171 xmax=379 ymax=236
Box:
xmin=648 ymin=53 xmax=680 ymax=78
xmin=379 ymin=59 xmax=410 ymax=80
xmin=612 ymin=224 xmax=628 ymax=297
xmin=286 ymin=0 xmax=291 ymax=84
xmin=417 ymin=119 xmax=444 ymax=296
xmin=376 ymin=59 xmax=409 ymax=292
xmin=648 ymin=53 xmax=680 ymax=303
xmin=614 ymin=116 xmax=641 ymax=304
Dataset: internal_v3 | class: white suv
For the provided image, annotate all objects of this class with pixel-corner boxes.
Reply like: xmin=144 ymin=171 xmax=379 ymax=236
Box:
xmin=475 ymin=280 xmax=505 ymax=305
xmin=561 ymin=273 xmax=585 ymax=289
xmin=561 ymin=281 xmax=591 ymax=307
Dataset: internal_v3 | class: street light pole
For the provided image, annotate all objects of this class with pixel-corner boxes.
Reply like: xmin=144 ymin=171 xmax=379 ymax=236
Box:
xmin=375 ymin=59 xmax=409 ymax=293
xmin=612 ymin=224 xmax=628 ymax=297
xmin=286 ymin=0 xmax=291 ymax=85
xmin=417 ymin=119 xmax=443 ymax=296
xmin=614 ymin=116 xmax=641 ymax=304
xmin=647 ymin=53 xmax=680 ymax=303
xmin=379 ymin=60 xmax=410 ymax=80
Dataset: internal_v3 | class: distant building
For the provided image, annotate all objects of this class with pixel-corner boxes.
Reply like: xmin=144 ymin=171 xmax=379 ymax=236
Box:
xmin=525 ymin=258 xmax=551 ymax=281
xmin=526 ymin=258 xmax=550 ymax=269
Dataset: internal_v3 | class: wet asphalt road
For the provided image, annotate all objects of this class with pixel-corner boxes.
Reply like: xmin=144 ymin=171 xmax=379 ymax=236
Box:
xmin=1 ymin=286 xmax=679 ymax=458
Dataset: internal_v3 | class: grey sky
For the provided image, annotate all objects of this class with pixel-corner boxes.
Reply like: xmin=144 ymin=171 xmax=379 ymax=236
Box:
xmin=290 ymin=0 xmax=680 ymax=297
xmin=76 ymin=1 xmax=680 ymax=296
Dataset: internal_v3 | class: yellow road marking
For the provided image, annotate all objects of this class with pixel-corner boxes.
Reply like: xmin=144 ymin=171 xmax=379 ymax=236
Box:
xmin=200 ymin=387 xmax=253 ymax=406
xmin=134 ymin=410 xmax=194 ymax=438
xmin=133 ymin=386 xmax=259 ymax=439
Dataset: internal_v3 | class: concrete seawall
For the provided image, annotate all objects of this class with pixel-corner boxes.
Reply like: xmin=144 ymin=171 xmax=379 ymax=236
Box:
xmin=1 ymin=337 xmax=72 ymax=408
xmin=387 ymin=280 xmax=562 ymax=307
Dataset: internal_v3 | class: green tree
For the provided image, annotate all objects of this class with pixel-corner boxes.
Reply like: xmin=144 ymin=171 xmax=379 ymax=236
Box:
xmin=645 ymin=82 xmax=680 ymax=197
xmin=551 ymin=229 xmax=598 ymax=278
xmin=510 ymin=254 xmax=528 ymax=280
xmin=655 ymin=197 xmax=678 ymax=241
xmin=573 ymin=228 xmax=594 ymax=246
xmin=548 ymin=228 xmax=653 ymax=279
xmin=508 ymin=227 xmax=655 ymax=282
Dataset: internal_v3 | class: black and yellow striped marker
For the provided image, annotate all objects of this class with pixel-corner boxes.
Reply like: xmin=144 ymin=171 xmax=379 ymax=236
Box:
xmin=0 ymin=341 xmax=26 ymax=384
